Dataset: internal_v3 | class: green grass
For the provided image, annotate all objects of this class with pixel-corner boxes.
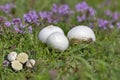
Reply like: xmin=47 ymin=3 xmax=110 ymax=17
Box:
xmin=0 ymin=0 xmax=120 ymax=80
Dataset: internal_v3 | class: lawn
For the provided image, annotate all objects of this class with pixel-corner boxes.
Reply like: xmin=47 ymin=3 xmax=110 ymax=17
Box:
xmin=0 ymin=0 xmax=120 ymax=80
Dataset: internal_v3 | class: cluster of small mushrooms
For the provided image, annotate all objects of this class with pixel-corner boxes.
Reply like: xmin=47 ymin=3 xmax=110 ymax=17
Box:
xmin=38 ymin=25 xmax=96 ymax=51
xmin=7 ymin=52 xmax=35 ymax=71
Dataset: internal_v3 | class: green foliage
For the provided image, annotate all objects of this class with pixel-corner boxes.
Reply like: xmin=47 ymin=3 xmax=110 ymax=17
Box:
xmin=0 ymin=0 xmax=120 ymax=80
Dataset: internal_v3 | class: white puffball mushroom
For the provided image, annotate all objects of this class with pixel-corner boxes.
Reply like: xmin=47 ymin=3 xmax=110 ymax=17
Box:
xmin=7 ymin=52 xmax=17 ymax=61
xmin=46 ymin=32 xmax=69 ymax=51
xmin=11 ymin=60 xmax=23 ymax=71
xmin=26 ymin=59 xmax=36 ymax=68
xmin=38 ymin=25 xmax=64 ymax=43
xmin=67 ymin=25 xmax=96 ymax=44
xmin=16 ymin=52 xmax=28 ymax=64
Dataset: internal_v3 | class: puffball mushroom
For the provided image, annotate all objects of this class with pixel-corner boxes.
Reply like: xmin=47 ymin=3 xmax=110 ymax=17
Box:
xmin=67 ymin=25 xmax=96 ymax=44
xmin=16 ymin=52 xmax=28 ymax=64
xmin=11 ymin=60 xmax=23 ymax=71
xmin=38 ymin=25 xmax=64 ymax=43
xmin=7 ymin=52 xmax=17 ymax=61
xmin=26 ymin=59 xmax=36 ymax=68
xmin=46 ymin=32 xmax=69 ymax=51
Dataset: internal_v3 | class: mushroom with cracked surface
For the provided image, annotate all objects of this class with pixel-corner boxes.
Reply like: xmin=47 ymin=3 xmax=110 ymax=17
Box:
xmin=67 ymin=25 xmax=96 ymax=44
xmin=26 ymin=59 xmax=36 ymax=68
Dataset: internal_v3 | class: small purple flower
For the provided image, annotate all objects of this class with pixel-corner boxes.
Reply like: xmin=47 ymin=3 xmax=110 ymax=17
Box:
xmin=52 ymin=4 xmax=73 ymax=15
xmin=116 ymin=22 xmax=120 ymax=28
xmin=12 ymin=18 xmax=21 ymax=25
xmin=3 ymin=60 xmax=10 ymax=67
xmin=14 ymin=25 xmax=21 ymax=32
xmin=75 ymin=1 xmax=88 ymax=12
xmin=19 ymin=23 xmax=27 ymax=28
xmin=39 ymin=11 xmax=57 ymax=23
xmin=39 ymin=11 xmax=52 ymax=19
xmin=0 ymin=3 xmax=15 ymax=14
xmin=24 ymin=10 xmax=39 ymax=24
xmin=52 ymin=4 xmax=58 ymax=13
xmin=98 ymin=19 xmax=109 ymax=29
xmin=88 ymin=7 xmax=95 ymax=16
xmin=24 ymin=14 xmax=32 ymax=23
xmin=28 ymin=26 xmax=32 ymax=33
xmin=4 ymin=21 xmax=11 ymax=27
xmin=104 ymin=10 xmax=112 ymax=16
xmin=112 ymin=12 xmax=120 ymax=21
xmin=77 ymin=15 xmax=86 ymax=22
xmin=58 ymin=4 xmax=72 ymax=15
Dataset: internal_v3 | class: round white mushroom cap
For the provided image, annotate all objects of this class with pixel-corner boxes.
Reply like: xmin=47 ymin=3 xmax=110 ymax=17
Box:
xmin=38 ymin=25 xmax=64 ymax=43
xmin=26 ymin=59 xmax=36 ymax=68
xmin=7 ymin=52 xmax=17 ymax=61
xmin=11 ymin=60 xmax=23 ymax=71
xmin=67 ymin=25 xmax=96 ymax=43
xmin=16 ymin=52 xmax=28 ymax=64
xmin=46 ymin=32 xmax=69 ymax=51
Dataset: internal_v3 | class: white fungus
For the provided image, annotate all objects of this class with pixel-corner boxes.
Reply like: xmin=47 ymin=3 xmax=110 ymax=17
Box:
xmin=38 ymin=25 xmax=64 ymax=43
xmin=7 ymin=52 xmax=17 ymax=61
xmin=67 ymin=25 xmax=96 ymax=44
xmin=16 ymin=52 xmax=28 ymax=64
xmin=46 ymin=32 xmax=69 ymax=51
xmin=11 ymin=60 xmax=23 ymax=71
xmin=26 ymin=59 xmax=36 ymax=68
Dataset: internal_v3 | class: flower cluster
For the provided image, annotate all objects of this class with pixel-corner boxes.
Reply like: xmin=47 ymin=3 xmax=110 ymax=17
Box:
xmin=4 ymin=18 xmax=32 ymax=34
xmin=1 ymin=1 xmax=120 ymax=34
xmin=101 ymin=10 xmax=120 ymax=29
xmin=75 ymin=1 xmax=96 ymax=22
xmin=39 ymin=4 xmax=73 ymax=24
xmin=23 ymin=10 xmax=39 ymax=25
xmin=0 ymin=3 xmax=15 ymax=14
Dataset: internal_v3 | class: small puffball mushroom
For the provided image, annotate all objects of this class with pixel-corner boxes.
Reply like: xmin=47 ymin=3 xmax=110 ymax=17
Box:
xmin=11 ymin=60 xmax=23 ymax=71
xmin=17 ymin=52 xmax=28 ymax=64
xmin=67 ymin=25 xmax=96 ymax=44
xmin=26 ymin=59 xmax=36 ymax=68
xmin=7 ymin=52 xmax=17 ymax=61
xmin=46 ymin=32 xmax=69 ymax=51
xmin=38 ymin=25 xmax=64 ymax=43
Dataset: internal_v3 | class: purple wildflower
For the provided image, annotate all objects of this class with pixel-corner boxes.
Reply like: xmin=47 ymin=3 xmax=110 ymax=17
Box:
xmin=98 ymin=19 xmax=109 ymax=29
xmin=39 ymin=11 xmax=52 ymax=19
xmin=3 ymin=60 xmax=10 ymax=67
xmin=24 ymin=14 xmax=32 ymax=23
xmin=39 ymin=11 xmax=57 ymax=23
xmin=77 ymin=15 xmax=86 ymax=22
xmin=28 ymin=26 xmax=32 ymax=33
xmin=116 ymin=22 xmax=120 ymax=28
xmin=24 ymin=10 xmax=39 ymax=24
xmin=75 ymin=1 xmax=88 ymax=12
xmin=12 ymin=18 xmax=21 ymax=25
xmin=13 ymin=25 xmax=21 ymax=32
xmin=112 ymin=12 xmax=120 ymax=21
xmin=104 ymin=10 xmax=112 ymax=16
xmin=4 ymin=21 xmax=11 ymax=27
xmin=52 ymin=4 xmax=73 ymax=15
xmin=0 ymin=3 xmax=15 ymax=14
xmin=58 ymin=4 xmax=72 ymax=15
xmin=52 ymin=4 xmax=58 ymax=13
xmin=88 ymin=7 xmax=95 ymax=16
